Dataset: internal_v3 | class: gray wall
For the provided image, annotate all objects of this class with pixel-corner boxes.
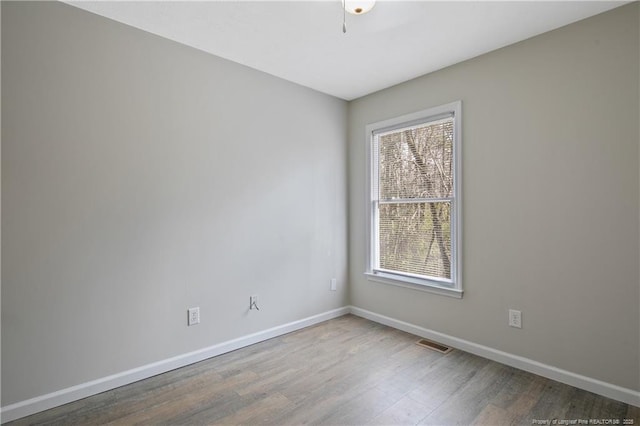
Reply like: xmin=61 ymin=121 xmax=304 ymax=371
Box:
xmin=349 ymin=3 xmax=639 ymax=391
xmin=2 ymin=2 xmax=348 ymax=405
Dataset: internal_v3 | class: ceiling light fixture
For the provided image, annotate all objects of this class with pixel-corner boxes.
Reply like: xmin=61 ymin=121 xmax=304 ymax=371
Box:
xmin=342 ymin=0 xmax=375 ymax=33
xmin=344 ymin=0 xmax=376 ymax=15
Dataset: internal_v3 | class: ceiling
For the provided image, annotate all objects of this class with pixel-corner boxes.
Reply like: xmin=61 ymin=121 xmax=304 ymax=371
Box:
xmin=66 ymin=1 xmax=626 ymax=101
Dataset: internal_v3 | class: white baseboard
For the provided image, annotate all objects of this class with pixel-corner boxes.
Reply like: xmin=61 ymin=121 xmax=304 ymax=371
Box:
xmin=0 ymin=306 xmax=350 ymax=423
xmin=349 ymin=306 xmax=640 ymax=408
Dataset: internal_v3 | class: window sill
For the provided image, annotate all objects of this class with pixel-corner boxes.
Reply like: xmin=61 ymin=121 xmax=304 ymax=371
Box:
xmin=365 ymin=272 xmax=463 ymax=299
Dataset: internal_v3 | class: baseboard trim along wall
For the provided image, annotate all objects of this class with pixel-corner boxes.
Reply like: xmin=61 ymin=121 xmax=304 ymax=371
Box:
xmin=0 ymin=307 xmax=350 ymax=423
xmin=3 ymin=305 xmax=638 ymax=422
xmin=349 ymin=306 xmax=640 ymax=408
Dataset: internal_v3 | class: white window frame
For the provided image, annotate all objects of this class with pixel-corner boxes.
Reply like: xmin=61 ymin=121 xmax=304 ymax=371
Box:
xmin=365 ymin=101 xmax=463 ymax=299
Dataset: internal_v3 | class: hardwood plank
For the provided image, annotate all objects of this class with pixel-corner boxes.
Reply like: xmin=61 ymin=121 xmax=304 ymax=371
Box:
xmin=211 ymin=392 xmax=293 ymax=425
xmin=500 ymin=374 xmax=548 ymax=424
xmin=370 ymin=394 xmax=434 ymax=425
xmin=314 ymin=383 xmax=402 ymax=425
xmin=526 ymin=379 xmax=587 ymax=421
xmin=470 ymin=403 xmax=516 ymax=426
xmin=406 ymin=350 xmax=491 ymax=412
xmin=105 ymin=371 xmax=259 ymax=425
xmin=418 ymin=361 xmax=514 ymax=425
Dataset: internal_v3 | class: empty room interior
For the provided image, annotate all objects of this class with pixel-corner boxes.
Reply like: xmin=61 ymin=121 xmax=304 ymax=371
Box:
xmin=2 ymin=0 xmax=640 ymax=424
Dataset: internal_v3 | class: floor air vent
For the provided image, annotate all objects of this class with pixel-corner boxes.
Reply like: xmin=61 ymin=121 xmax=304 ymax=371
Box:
xmin=416 ymin=338 xmax=452 ymax=354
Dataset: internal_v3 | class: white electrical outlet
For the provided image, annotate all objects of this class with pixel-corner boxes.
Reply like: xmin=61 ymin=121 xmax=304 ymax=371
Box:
xmin=188 ymin=307 xmax=200 ymax=326
xmin=508 ymin=309 xmax=522 ymax=328
xmin=330 ymin=278 xmax=337 ymax=291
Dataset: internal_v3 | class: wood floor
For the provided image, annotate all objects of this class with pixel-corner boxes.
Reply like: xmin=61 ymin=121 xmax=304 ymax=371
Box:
xmin=9 ymin=315 xmax=639 ymax=425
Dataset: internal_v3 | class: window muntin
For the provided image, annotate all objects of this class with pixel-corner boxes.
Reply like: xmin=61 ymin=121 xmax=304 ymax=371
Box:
xmin=367 ymin=102 xmax=461 ymax=296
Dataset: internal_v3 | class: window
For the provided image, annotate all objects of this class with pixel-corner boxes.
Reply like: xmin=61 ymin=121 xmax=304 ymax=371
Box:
xmin=366 ymin=101 xmax=462 ymax=298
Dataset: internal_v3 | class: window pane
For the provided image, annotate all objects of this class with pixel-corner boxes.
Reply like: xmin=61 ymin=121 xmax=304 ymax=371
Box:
xmin=378 ymin=201 xmax=451 ymax=279
xmin=378 ymin=119 xmax=453 ymax=200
